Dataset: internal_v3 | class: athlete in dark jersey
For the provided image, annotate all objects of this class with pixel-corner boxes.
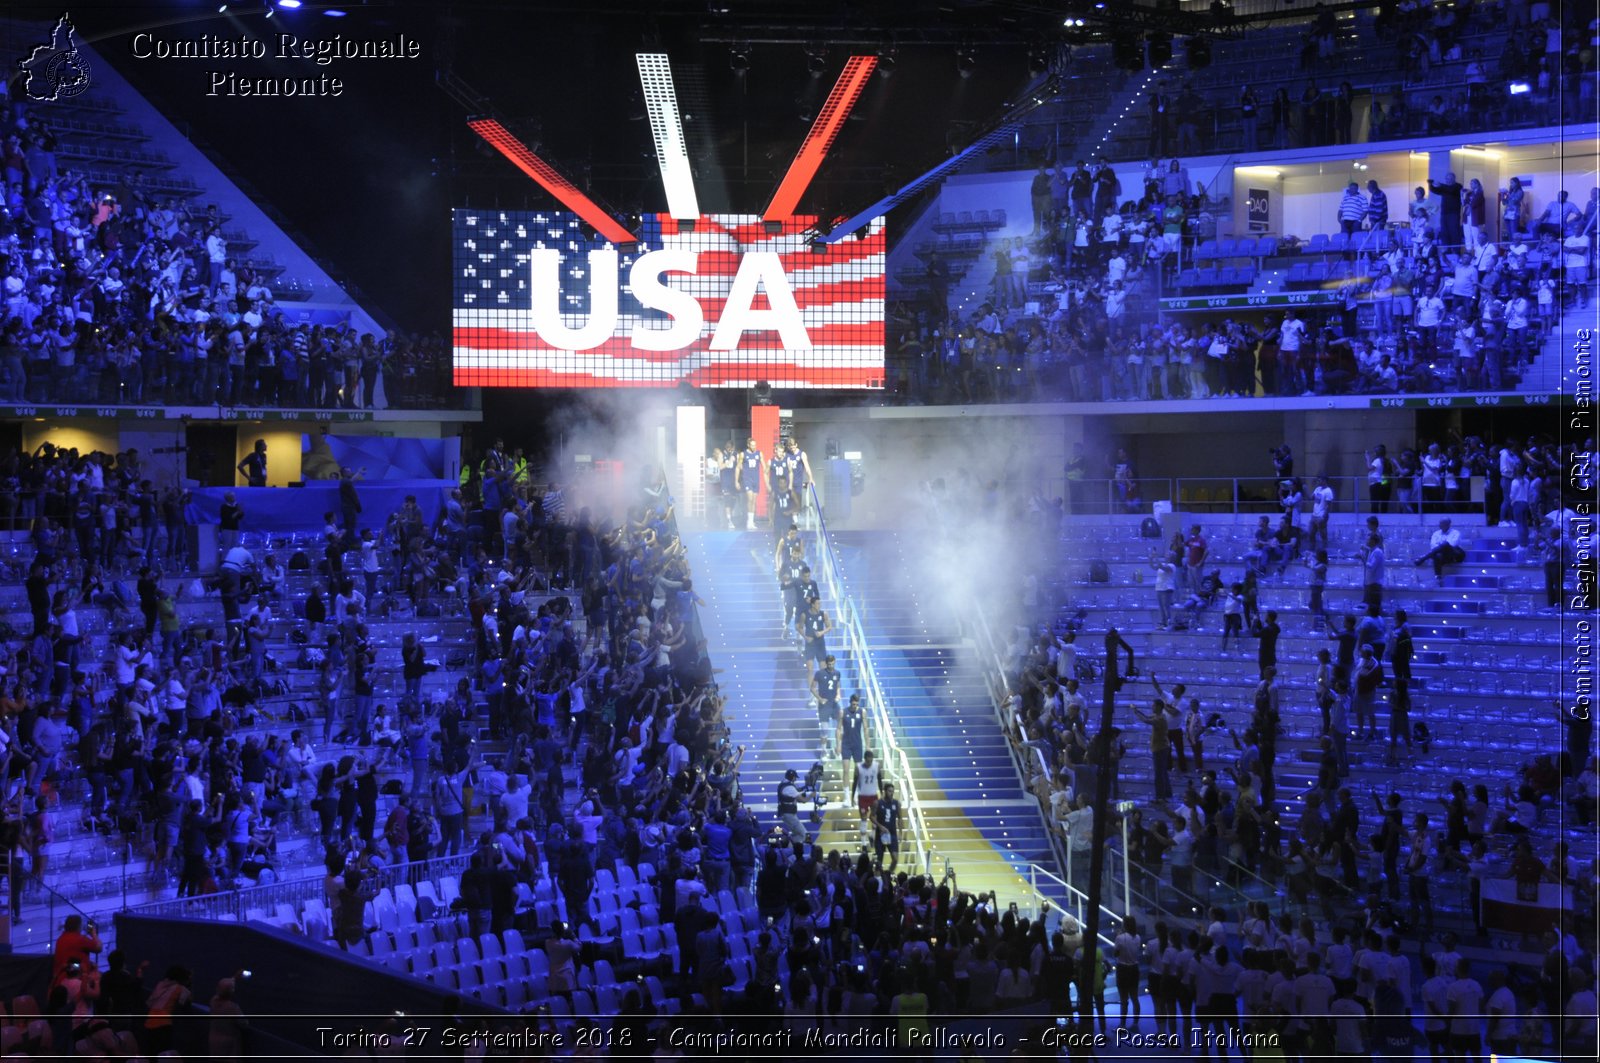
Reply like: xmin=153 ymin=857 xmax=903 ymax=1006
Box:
xmin=810 ymin=654 xmax=842 ymax=759
xmin=802 ymin=598 xmax=832 ymax=679
xmin=735 ymin=438 xmax=763 ymax=530
xmin=840 ymin=694 xmax=865 ymax=763
xmin=778 ymin=545 xmax=807 ymax=636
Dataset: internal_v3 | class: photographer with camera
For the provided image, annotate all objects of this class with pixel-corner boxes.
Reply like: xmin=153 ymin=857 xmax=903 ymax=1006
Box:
xmin=50 ymin=913 xmax=101 ymax=990
xmin=776 ymin=768 xmax=808 ymax=843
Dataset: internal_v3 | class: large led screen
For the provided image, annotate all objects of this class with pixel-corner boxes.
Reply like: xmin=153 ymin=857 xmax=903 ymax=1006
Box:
xmin=452 ymin=210 xmax=886 ymax=389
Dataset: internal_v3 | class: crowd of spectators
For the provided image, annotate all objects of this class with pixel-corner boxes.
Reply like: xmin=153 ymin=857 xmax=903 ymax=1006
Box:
xmin=0 ymin=91 xmax=458 ymax=410
xmin=967 ymin=428 xmax=1596 ymax=1058
xmin=897 ymin=163 xmax=1594 ymax=403
xmin=1134 ymin=0 xmax=1587 ymax=157
xmin=0 ymin=426 xmax=1585 ymax=1055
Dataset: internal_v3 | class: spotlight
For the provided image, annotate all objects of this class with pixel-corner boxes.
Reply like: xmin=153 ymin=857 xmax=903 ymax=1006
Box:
xmin=1028 ymin=46 xmax=1050 ymax=76
xmin=956 ymin=47 xmax=976 ymax=78
xmin=323 ymin=6 xmax=347 ymax=14
xmin=729 ymin=45 xmax=750 ymax=73
xmin=1112 ymin=34 xmax=1143 ymax=71
xmin=753 ymin=381 xmax=774 ymax=405
xmin=877 ymin=46 xmax=897 ymax=77
xmin=806 ymin=45 xmax=828 ymax=77
xmin=276 ymin=0 xmax=301 ymax=8
xmin=1185 ymin=37 xmax=1211 ymax=69
xmin=1147 ymin=32 xmax=1172 ymax=67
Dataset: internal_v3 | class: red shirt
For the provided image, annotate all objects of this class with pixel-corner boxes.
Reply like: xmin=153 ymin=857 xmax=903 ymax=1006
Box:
xmin=1185 ymin=535 xmax=1208 ymax=567
xmin=50 ymin=929 xmax=100 ymax=984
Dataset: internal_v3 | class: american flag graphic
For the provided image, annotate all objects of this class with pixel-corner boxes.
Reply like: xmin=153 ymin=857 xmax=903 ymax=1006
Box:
xmin=452 ymin=211 xmax=886 ymax=389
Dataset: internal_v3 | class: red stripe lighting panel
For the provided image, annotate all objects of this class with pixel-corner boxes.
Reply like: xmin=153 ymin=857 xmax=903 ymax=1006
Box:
xmin=467 ymin=117 xmax=637 ymax=245
xmin=762 ymin=55 xmax=877 ymax=222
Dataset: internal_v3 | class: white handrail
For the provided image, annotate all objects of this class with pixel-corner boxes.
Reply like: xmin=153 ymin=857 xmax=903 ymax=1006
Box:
xmin=1020 ymin=861 xmax=1120 ymax=952
xmin=805 ymin=485 xmax=934 ymax=878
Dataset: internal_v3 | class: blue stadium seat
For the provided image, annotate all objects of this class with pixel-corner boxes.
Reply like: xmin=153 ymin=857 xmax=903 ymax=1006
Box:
xmin=1287 ymin=262 xmax=1310 ymax=285
xmin=1214 ymin=238 xmax=1236 ymax=259
xmin=1254 ymin=236 xmax=1279 ymax=257
xmin=1370 ymin=229 xmax=1391 ymax=252
xmin=991 ymin=209 xmax=1007 ymax=227
xmin=956 ymin=211 xmax=974 ymax=228
xmin=1308 ymin=262 xmax=1330 ymax=283
xmin=1176 ymin=269 xmax=1200 ymax=289
xmin=1194 ymin=239 xmax=1218 ymax=262
xmin=1306 ymin=234 xmax=1328 ymax=255
xmin=1195 ymin=267 xmax=1220 ymax=288
xmin=1327 ymin=232 xmax=1349 ymax=253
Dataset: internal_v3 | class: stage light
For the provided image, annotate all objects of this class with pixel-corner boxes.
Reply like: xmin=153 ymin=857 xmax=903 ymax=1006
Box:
xmin=807 ymin=45 xmax=828 ymax=77
xmin=636 ymin=53 xmax=701 ymax=220
xmin=1112 ymin=34 xmax=1143 ymax=71
xmin=276 ymin=0 xmax=301 ymax=8
xmin=956 ymin=47 xmax=976 ymax=78
xmin=1186 ymin=37 xmax=1211 ymax=69
xmin=1147 ymin=32 xmax=1172 ymax=67
xmin=729 ymin=45 xmax=750 ymax=73
xmin=765 ymin=55 xmax=877 ymax=221
xmin=324 ymin=7 xmax=347 ymax=14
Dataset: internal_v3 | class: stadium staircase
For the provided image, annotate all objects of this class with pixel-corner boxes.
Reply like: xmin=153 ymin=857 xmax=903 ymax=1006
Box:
xmin=1522 ymin=318 xmax=1583 ymax=394
xmin=681 ymin=529 xmax=861 ymax=852
xmin=822 ymin=529 xmax=1065 ymax=904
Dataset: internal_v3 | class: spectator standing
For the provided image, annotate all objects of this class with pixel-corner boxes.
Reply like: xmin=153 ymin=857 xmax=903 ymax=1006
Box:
xmin=1239 ymin=86 xmax=1260 ymax=152
xmin=1428 ymin=172 xmax=1465 ymax=246
xmin=1338 ymin=183 xmax=1368 ymax=238
xmin=1184 ymin=524 xmax=1209 ymax=593
xmin=237 ymin=439 xmax=267 ymax=489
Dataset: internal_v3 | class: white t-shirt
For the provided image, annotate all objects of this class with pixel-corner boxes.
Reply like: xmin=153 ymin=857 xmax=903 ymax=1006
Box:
xmin=1280 ymin=318 xmax=1306 ymax=352
xmin=1446 ymin=977 xmax=1485 ymax=1036
xmin=1417 ymin=296 xmax=1444 ymax=327
xmin=1487 ymin=984 xmax=1520 ymax=1041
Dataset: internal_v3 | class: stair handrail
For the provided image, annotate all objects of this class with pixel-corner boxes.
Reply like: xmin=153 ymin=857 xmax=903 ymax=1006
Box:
xmin=1019 ymin=861 xmax=1119 ymax=952
xmin=921 ymin=486 xmax=1077 ymax=881
xmin=804 ymin=485 xmax=933 ymax=879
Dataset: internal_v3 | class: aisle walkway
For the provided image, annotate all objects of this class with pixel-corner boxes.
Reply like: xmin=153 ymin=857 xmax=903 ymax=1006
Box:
xmin=688 ymin=526 xmax=1064 ymax=901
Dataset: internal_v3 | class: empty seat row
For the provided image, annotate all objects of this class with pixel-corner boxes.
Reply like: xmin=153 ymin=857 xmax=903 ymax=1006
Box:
xmin=1175 ymin=266 xmax=1258 ymax=290
xmin=934 ymin=209 xmax=1007 ymax=232
xmin=1193 ymin=236 xmax=1279 ymax=260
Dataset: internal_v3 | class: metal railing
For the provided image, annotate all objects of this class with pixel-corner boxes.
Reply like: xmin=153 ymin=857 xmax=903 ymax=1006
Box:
xmin=120 ymin=852 xmax=473 ymax=927
xmin=1051 ymin=475 xmax=1475 ymax=521
xmin=805 ymin=484 xmax=933 ymax=879
xmin=16 ymin=869 xmax=103 ymax=949
xmin=1017 ymin=861 xmax=1119 ymax=953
